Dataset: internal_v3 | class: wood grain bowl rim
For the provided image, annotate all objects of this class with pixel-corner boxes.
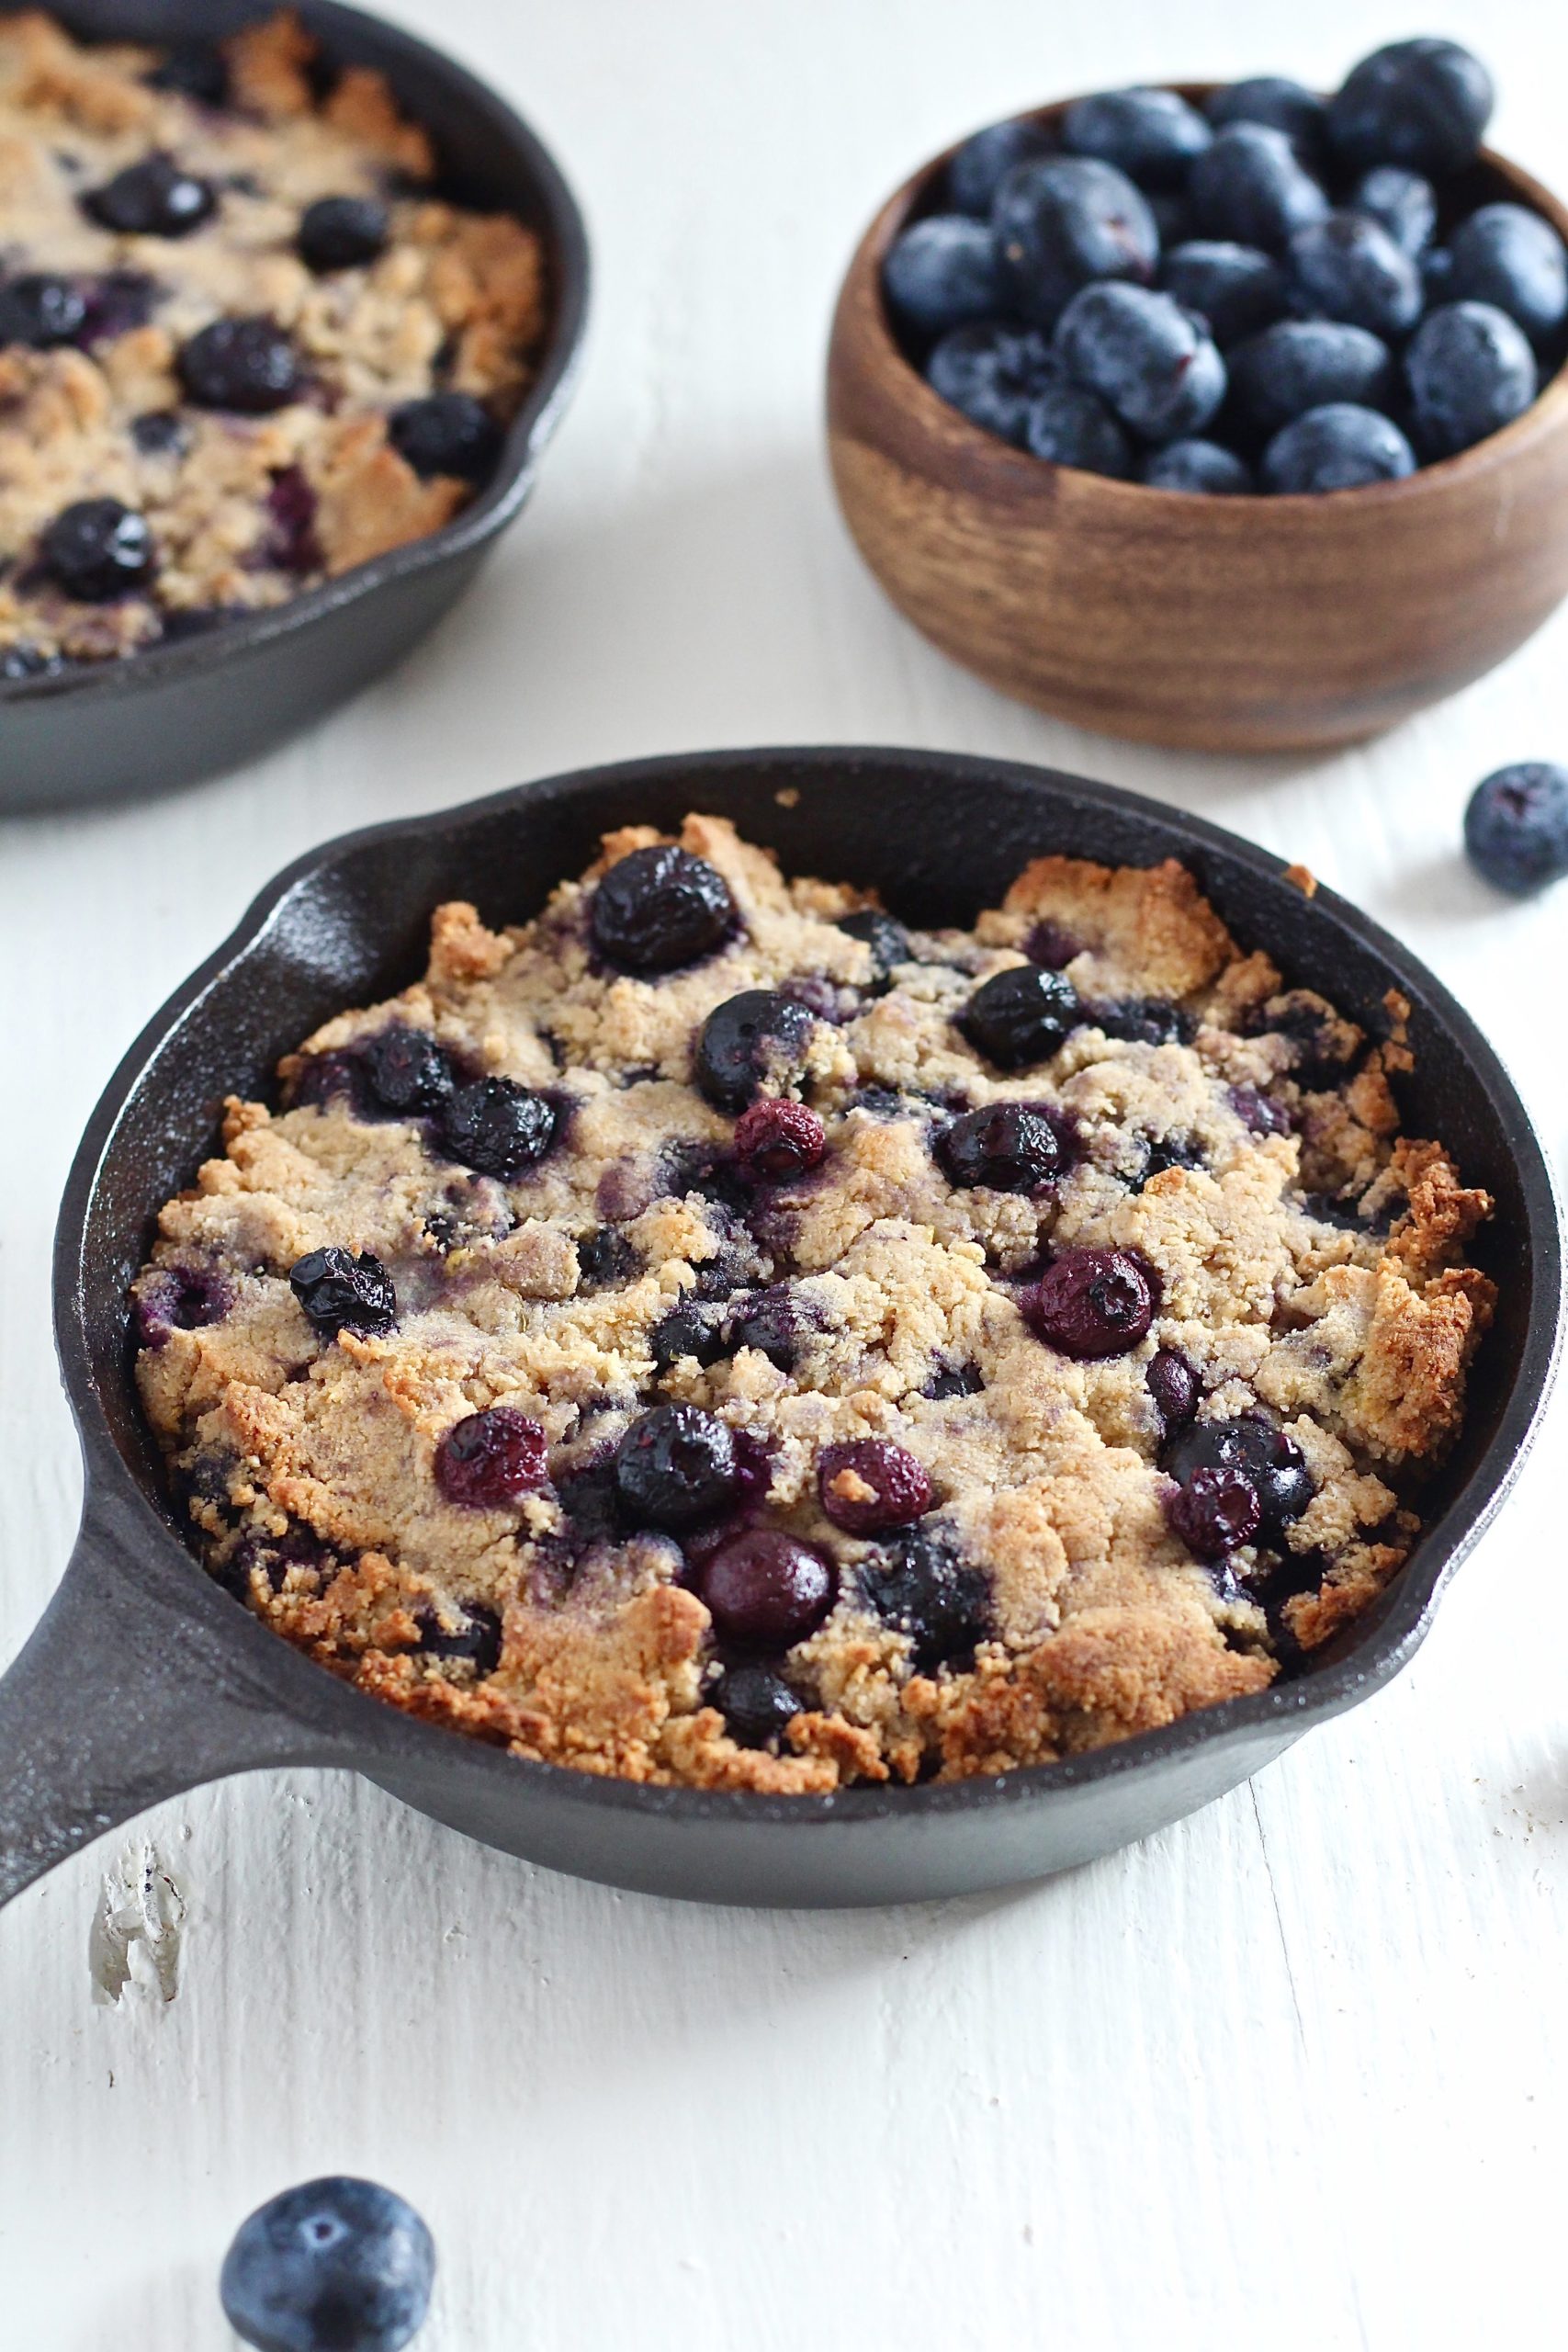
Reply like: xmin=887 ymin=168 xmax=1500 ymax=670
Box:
xmin=832 ymin=83 xmax=1568 ymax=512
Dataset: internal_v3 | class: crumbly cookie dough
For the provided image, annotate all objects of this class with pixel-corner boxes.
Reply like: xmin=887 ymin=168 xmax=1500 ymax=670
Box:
xmin=132 ymin=815 xmax=1495 ymax=1792
xmin=0 ymin=9 xmax=545 ymax=666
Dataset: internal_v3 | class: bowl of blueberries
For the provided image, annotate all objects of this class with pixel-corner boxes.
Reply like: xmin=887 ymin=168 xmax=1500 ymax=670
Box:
xmin=827 ymin=39 xmax=1568 ymax=753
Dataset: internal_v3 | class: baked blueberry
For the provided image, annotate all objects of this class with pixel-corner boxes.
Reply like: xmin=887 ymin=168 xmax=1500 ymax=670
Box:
xmin=732 ymin=1097 xmax=827 ymax=1181
xmin=1023 ymin=1247 xmax=1156 ymax=1359
xmin=389 ymin=391 xmax=502 ymax=481
xmin=697 ymin=1530 xmax=837 ymax=1648
xmin=921 ymin=1361 xmax=984 ymax=1400
xmin=1205 ymin=78 xmax=1328 ymax=161
xmin=725 ymin=1285 xmax=803 ymax=1372
xmin=1188 ymin=123 xmax=1329 ymax=254
xmin=992 ymin=154 xmax=1158 ymax=326
xmin=591 ymin=844 xmax=735 ymax=973
xmin=1448 ymin=205 xmax=1568 ymax=347
xmin=1229 ymin=1084 xmax=1292 ymax=1134
xmin=135 ymin=1264 xmax=233 ymax=1343
xmin=1167 ymin=1414 xmax=1314 ymax=1538
xmin=962 ymin=964 xmax=1080 ymax=1069
xmin=1227 ymin=319 xmax=1394 ymax=438
xmin=577 ymin=1226 xmax=641 ymax=1287
xmin=439 ymin=1076 xmax=557 ymax=1179
xmin=694 ymin=989 xmax=814 ymax=1109
xmin=0 ymin=273 xmax=86 ymax=348
xmin=615 ymin=1403 xmax=740 ymax=1531
xmin=1060 ymin=87 xmax=1212 ymax=191
xmin=131 ymin=409 xmax=186 ymax=456
xmin=1054 ymin=283 xmax=1226 ymax=442
xmin=1166 ymin=1464 xmax=1261 ymax=1561
xmin=1134 ymin=1131 xmax=1207 ymax=1187
xmin=1463 ymin=763 xmax=1568 ymax=895
xmin=145 ymin=42 xmax=229 ymax=105
xmin=1146 ymin=1346 xmax=1199 ymax=1433
xmin=712 ymin=1662 xmax=802 ymax=1748
xmin=1023 ymin=379 xmax=1134 ymax=475
xmin=178 ymin=314 xmax=300 ymax=412
xmin=818 ymin=1437 xmax=932 ymax=1535
xmin=299 ymin=195 xmax=390 ymax=273
xmin=220 ymin=2177 xmax=434 ymax=2352
xmin=650 ymin=1301 xmax=726 ymax=1371
xmin=1263 ymin=402 xmax=1416 ymax=492
xmin=1350 ymin=167 xmax=1437 ymax=260
xmin=362 ymin=1025 xmax=454 ymax=1115
xmin=923 ymin=317 xmax=1058 ymax=443
xmin=1328 ymin=39 xmax=1494 ymax=178
xmin=936 ymin=1102 xmax=1066 ymax=1192
xmin=289 ymin=1247 xmax=397 ymax=1340
xmin=1159 ymin=240 xmax=1287 ymax=346
xmin=861 ymin=1525 xmax=988 ymax=1668
xmin=836 ymin=905 xmax=910 ymax=978
xmin=1142 ymin=437 xmax=1251 ymax=492
xmin=418 ymin=1602 xmax=502 ymax=1672
xmin=1286 ymin=212 xmax=1422 ymax=339
xmin=947 ymin=118 xmax=1055 ymax=217
xmin=435 ymin=1407 xmax=548 ymax=1508
xmin=39 ymin=498 xmax=155 ymax=600
xmin=82 ymin=153 xmax=215 ymax=237
xmin=882 ymin=214 xmax=1006 ymax=334
xmin=1404 ymin=301 xmax=1537 ymax=458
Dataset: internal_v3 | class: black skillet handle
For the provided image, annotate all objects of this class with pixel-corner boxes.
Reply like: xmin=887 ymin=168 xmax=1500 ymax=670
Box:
xmin=0 ymin=1510 xmax=338 ymax=1909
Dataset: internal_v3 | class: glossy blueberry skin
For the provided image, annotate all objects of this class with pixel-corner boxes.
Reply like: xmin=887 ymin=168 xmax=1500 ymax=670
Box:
xmin=1146 ymin=1347 xmax=1200 ymax=1433
xmin=418 ymin=1603 xmax=502 ymax=1673
xmin=992 ymin=154 xmax=1158 ymax=327
xmin=1022 ymin=379 xmax=1133 ymax=475
xmin=1329 ymin=39 xmax=1494 ymax=178
xmin=1168 ymin=1415 xmax=1314 ymax=1542
xmin=694 ymin=989 xmax=814 ymax=1109
xmin=1023 ymin=1247 xmax=1157 ymax=1360
xmin=1167 ymin=1464 xmax=1261 ymax=1561
xmin=962 ymin=964 xmax=1080 ymax=1069
xmin=1447 ymin=205 xmax=1568 ymax=347
xmin=0 ymin=273 xmax=86 ymax=348
xmin=1205 ymin=78 xmax=1328 ymax=162
xmin=1351 ymin=167 xmax=1437 ymax=261
xmin=1227 ymin=319 xmax=1393 ymax=437
xmin=438 ymin=1076 xmax=558 ymax=1180
xmin=697 ymin=1531 xmax=837 ymax=1650
xmin=1404 ymin=300 xmax=1538 ymax=458
xmin=818 ymin=1438 xmax=932 ymax=1535
xmin=862 ymin=1525 xmax=989 ymax=1668
xmin=288 ymin=1248 xmax=397 ymax=1341
xmin=299 ymin=195 xmax=390 ymax=273
xmin=435 ymin=1408 xmax=548 ymax=1509
xmin=615 ymin=1403 xmax=740 ymax=1532
xmin=712 ymin=1663 xmax=802 ymax=1748
xmin=1060 ymin=87 xmax=1212 ymax=192
xmin=924 ymin=318 xmax=1059 ymax=444
xmin=362 ymin=1025 xmax=454 ymax=1116
xmin=1142 ymin=436 xmax=1251 ymax=492
xmin=1189 ymin=123 xmax=1329 ymax=254
xmin=178 ymin=315 xmax=300 ymax=413
xmin=220 ymin=2177 xmax=434 ymax=2352
xmin=1159 ymin=240 xmax=1287 ymax=347
xmin=1262 ymin=402 xmax=1416 ymax=492
xmin=592 ymin=844 xmax=736 ymax=973
xmin=1054 ymin=282 xmax=1226 ymax=442
xmin=1463 ymin=763 xmax=1568 ymax=895
xmin=883 ymin=214 xmax=1006 ymax=335
xmin=1287 ymin=212 xmax=1422 ymax=340
xmin=732 ymin=1096 xmax=826 ymax=1181
xmin=936 ymin=1103 xmax=1066 ymax=1193
xmin=39 ymin=498 xmax=155 ymax=600
xmin=83 ymin=152 xmax=215 ymax=237
xmin=947 ymin=119 xmax=1055 ymax=218
xmin=389 ymin=392 xmax=502 ymax=481
xmin=835 ymin=906 xmax=911 ymax=978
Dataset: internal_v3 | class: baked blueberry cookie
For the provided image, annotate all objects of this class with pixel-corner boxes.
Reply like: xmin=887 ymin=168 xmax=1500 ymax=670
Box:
xmin=0 ymin=9 xmax=545 ymax=673
xmin=132 ymin=816 xmax=1495 ymax=1792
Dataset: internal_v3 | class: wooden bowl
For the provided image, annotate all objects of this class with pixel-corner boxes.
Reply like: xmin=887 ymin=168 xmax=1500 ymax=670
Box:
xmin=826 ymin=90 xmax=1568 ymax=752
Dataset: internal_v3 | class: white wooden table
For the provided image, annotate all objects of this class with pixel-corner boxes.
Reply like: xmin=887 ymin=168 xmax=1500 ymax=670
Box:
xmin=4 ymin=2 xmax=1564 ymax=2343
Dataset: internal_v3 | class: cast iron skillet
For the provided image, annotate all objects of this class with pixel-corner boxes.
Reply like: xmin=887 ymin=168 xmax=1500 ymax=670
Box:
xmin=0 ymin=0 xmax=589 ymax=811
xmin=1 ymin=749 xmax=1560 ymax=1910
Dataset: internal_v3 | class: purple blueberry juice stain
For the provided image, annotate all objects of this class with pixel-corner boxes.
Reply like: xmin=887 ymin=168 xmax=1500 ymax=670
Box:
xmin=136 ymin=1264 xmax=233 ymax=1346
xmin=263 ymin=466 xmax=322 ymax=574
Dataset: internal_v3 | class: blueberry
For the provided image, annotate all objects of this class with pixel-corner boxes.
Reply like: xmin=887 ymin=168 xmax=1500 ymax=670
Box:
xmin=179 ymin=315 xmax=300 ymax=412
xmin=1055 ymin=283 xmax=1226 ymax=442
xmin=882 ymin=214 xmax=1005 ymax=335
xmin=1160 ymin=240 xmax=1287 ymax=347
xmin=1229 ymin=1083 xmax=1292 ymax=1135
xmin=220 ymin=2176 xmax=434 ymax=2352
xmin=861 ymin=1525 xmax=988 ymax=1668
xmin=1206 ymin=79 xmax=1328 ymax=162
xmin=725 ymin=1285 xmax=802 ymax=1372
xmin=924 ymin=317 xmax=1059 ymax=443
xmin=1134 ymin=1132 xmax=1207 ymax=1188
xmin=1168 ymin=1414 xmax=1314 ymax=1540
xmin=1189 ymin=124 xmax=1329 ymax=254
xmin=289 ymin=1247 xmax=397 ymax=1340
xmin=936 ymin=1102 xmax=1066 ymax=1192
xmin=131 ymin=408 xmax=186 ymax=455
xmin=732 ymin=1097 xmax=826 ymax=1181
xmin=1448 ymin=205 xmax=1568 ymax=348
xmin=992 ymin=155 xmax=1158 ymax=327
xmin=1329 ymin=40 xmax=1494 ymax=179
xmin=962 ymin=964 xmax=1079 ymax=1069
xmin=835 ymin=905 xmax=910 ymax=978
xmin=78 ymin=268 xmax=158 ymax=343
xmin=1146 ymin=1346 xmax=1199 ymax=1432
xmin=1089 ymin=995 xmax=1193 ymax=1045
xmin=1351 ymin=167 xmax=1437 ymax=261
xmin=1404 ymin=301 xmax=1537 ymax=458
xmin=135 ymin=1263 xmax=233 ymax=1344
xmin=1287 ymin=212 xmax=1422 ymax=340
xmin=696 ymin=1531 xmax=837 ymax=1649
xmin=694 ymin=989 xmax=814 ymax=1110
xmin=592 ymin=844 xmax=736 ymax=974
xmin=145 ymin=43 xmax=229 ymax=105
xmin=1023 ymin=1247 xmax=1156 ymax=1359
xmin=1142 ymin=437 xmax=1252 ymax=492
xmin=1024 ymin=919 xmax=1083 ymax=967
xmin=439 ymin=1076 xmax=557 ymax=1180
xmin=0 ymin=273 xmax=85 ymax=347
xmin=615 ymin=1403 xmax=739 ymax=1531
xmin=1423 ymin=245 xmax=1455 ymax=304
xmin=712 ymin=1662 xmax=802 ymax=1748
xmin=1227 ymin=320 xmax=1394 ymax=438
xmin=435 ymin=1407 xmax=548 ymax=1508
xmin=39 ymin=498 xmax=155 ymax=600
xmin=1023 ymin=379 xmax=1134 ymax=475
xmin=577 ymin=1226 xmax=641 ymax=1287
xmin=389 ymin=391 xmax=502 ymax=481
xmin=818 ymin=1437 xmax=932 ymax=1534
xmin=1263 ymin=400 xmax=1416 ymax=493
xmin=83 ymin=153 xmax=215 ymax=238
xmin=299 ymin=195 xmax=389 ymax=273
xmin=650 ymin=1301 xmax=726 ymax=1371
xmin=947 ymin=119 xmax=1055 ymax=218
xmin=1167 ymin=1464 xmax=1261 ymax=1561
xmin=921 ymin=1361 xmax=984 ymax=1400
xmin=418 ymin=1602 xmax=502 ymax=1672
xmin=360 ymin=1025 xmax=453 ymax=1117
xmin=1060 ymin=87 xmax=1213 ymax=192
xmin=1462 ymin=763 xmax=1568 ymax=895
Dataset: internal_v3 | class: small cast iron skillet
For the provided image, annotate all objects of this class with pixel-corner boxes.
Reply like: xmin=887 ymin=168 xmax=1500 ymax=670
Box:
xmin=1 ymin=749 xmax=1560 ymax=1911
xmin=0 ymin=1 xmax=589 ymax=811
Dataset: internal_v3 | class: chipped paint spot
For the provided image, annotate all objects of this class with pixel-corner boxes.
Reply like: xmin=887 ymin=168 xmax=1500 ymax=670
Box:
xmin=88 ymin=1840 xmax=186 ymax=2007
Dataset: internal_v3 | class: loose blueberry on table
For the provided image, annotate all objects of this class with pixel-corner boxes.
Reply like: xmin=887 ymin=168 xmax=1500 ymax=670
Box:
xmin=220 ymin=2176 xmax=434 ymax=2352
